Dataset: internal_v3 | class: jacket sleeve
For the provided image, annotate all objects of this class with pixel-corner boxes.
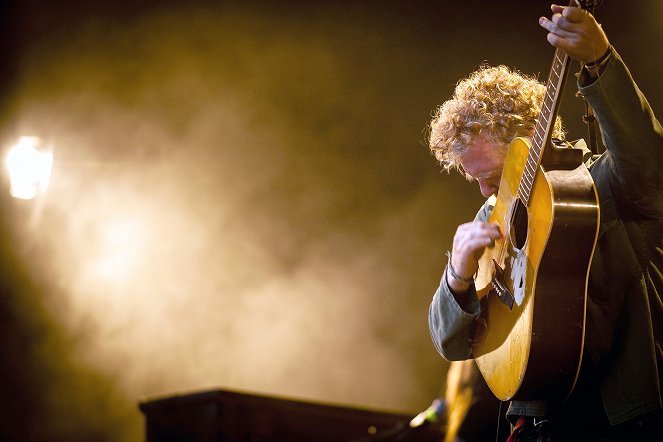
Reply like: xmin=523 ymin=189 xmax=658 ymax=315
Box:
xmin=428 ymin=199 xmax=494 ymax=360
xmin=428 ymin=274 xmax=481 ymax=360
xmin=577 ymin=47 xmax=663 ymax=219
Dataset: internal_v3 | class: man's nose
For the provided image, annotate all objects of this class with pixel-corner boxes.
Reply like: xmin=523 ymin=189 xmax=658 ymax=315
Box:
xmin=479 ymin=180 xmax=497 ymax=197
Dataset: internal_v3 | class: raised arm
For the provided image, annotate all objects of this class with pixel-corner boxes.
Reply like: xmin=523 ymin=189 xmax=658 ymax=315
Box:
xmin=540 ymin=4 xmax=663 ymax=217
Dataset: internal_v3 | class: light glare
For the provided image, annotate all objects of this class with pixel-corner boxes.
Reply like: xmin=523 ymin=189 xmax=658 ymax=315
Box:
xmin=6 ymin=136 xmax=54 ymax=200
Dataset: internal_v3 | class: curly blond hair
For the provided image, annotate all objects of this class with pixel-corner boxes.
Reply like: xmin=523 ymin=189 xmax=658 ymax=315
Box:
xmin=428 ymin=65 xmax=565 ymax=173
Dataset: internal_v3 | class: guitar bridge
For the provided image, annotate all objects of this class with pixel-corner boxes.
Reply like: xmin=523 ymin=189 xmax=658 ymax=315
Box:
xmin=492 ymin=259 xmax=515 ymax=310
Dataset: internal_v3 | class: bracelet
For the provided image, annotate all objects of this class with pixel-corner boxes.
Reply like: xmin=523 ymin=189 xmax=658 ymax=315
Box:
xmin=446 ymin=251 xmax=475 ymax=284
xmin=585 ymin=45 xmax=612 ymax=69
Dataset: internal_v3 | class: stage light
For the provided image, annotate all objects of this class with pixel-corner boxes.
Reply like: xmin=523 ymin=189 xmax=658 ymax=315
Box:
xmin=5 ymin=136 xmax=54 ymax=200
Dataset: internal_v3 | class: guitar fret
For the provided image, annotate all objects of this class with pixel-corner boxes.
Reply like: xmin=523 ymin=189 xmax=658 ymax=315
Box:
xmin=526 ymin=163 xmax=536 ymax=177
xmin=531 ymin=143 xmax=541 ymax=157
xmin=522 ymin=183 xmax=532 ymax=199
xmin=533 ymin=123 xmax=547 ymax=144
xmin=532 ymin=140 xmax=542 ymax=152
xmin=553 ymin=66 xmax=561 ymax=76
xmin=523 ymin=162 xmax=534 ymax=175
xmin=522 ymin=170 xmax=534 ymax=188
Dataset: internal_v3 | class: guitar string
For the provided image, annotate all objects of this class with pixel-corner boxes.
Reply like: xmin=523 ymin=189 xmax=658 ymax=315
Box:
xmin=495 ymin=50 xmax=566 ymax=280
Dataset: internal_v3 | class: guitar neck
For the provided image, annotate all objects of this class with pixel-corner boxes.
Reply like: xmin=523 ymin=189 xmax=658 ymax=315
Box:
xmin=517 ymin=0 xmax=585 ymax=205
xmin=518 ymin=47 xmax=572 ymax=205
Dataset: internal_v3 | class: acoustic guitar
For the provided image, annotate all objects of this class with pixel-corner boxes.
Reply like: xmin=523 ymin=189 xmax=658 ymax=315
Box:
xmin=472 ymin=0 xmax=600 ymax=402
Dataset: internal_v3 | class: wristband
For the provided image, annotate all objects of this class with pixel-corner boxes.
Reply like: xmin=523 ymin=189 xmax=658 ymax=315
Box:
xmin=585 ymin=46 xmax=612 ymax=70
xmin=446 ymin=251 xmax=475 ymax=284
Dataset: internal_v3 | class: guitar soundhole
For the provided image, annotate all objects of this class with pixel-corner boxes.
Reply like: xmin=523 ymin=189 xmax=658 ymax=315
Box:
xmin=510 ymin=198 xmax=528 ymax=250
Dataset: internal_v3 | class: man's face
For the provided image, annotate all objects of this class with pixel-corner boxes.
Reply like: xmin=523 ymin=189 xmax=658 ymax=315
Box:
xmin=460 ymin=137 xmax=505 ymax=198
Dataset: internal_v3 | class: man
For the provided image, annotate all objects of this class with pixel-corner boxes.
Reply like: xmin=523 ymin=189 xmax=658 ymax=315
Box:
xmin=427 ymin=4 xmax=662 ymax=441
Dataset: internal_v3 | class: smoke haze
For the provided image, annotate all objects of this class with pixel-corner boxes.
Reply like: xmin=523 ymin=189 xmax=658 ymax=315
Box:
xmin=0 ymin=1 xmax=660 ymax=440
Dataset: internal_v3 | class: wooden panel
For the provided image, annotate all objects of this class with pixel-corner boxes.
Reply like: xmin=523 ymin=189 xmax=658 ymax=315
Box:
xmin=139 ymin=389 xmax=443 ymax=441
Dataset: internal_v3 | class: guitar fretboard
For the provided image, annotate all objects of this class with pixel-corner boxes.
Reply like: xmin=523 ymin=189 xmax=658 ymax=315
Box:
xmin=518 ymin=48 xmax=571 ymax=204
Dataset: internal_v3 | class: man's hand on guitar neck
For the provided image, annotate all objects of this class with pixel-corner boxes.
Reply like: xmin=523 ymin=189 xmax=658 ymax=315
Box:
xmin=539 ymin=4 xmax=611 ymax=79
xmin=447 ymin=221 xmax=502 ymax=294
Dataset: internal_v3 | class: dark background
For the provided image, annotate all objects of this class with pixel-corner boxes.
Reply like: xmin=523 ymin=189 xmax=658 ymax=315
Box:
xmin=0 ymin=1 xmax=660 ymax=440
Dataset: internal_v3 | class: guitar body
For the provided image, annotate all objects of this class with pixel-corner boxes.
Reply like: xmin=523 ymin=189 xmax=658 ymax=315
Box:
xmin=473 ymin=137 xmax=599 ymax=401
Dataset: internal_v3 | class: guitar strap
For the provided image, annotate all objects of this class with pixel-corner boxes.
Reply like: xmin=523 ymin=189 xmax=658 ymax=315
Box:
xmin=581 ymin=98 xmax=604 ymax=155
xmin=578 ymin=0 xmax=605 ymax=156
